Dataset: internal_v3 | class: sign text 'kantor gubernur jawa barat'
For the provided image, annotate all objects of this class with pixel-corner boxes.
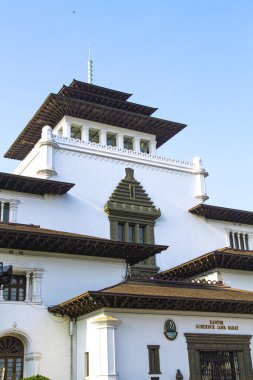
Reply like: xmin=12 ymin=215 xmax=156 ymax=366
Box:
xmin=196 ymin=320 xmax=239 ymax=331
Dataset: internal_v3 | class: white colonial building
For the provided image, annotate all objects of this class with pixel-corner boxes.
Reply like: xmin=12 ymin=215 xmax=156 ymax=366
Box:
xmin=0 ymin=79 xmax=253 ymax=380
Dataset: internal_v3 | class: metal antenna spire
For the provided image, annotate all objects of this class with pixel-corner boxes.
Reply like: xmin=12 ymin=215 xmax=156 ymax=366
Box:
xmin=87 ymin=43 xmax=93 ymax=84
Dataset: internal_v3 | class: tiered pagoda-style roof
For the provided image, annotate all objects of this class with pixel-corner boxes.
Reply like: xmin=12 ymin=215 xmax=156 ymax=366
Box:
xmin=105 ymin=168 xmax=161 ymax=221
xmin=5 ymin=80 xmax=186 ymax=160
xmin=48 ymin=277 xmax=253 ymax=318
xmin=0 ymin=172 xmax=74 ymax=195
xmin=189 ymin=204 xmax=253 ymax=225
xmin=155 ymin=248 xmax=253 ymax=280
xmin=0 ymin=223 xmax=167 ymax=265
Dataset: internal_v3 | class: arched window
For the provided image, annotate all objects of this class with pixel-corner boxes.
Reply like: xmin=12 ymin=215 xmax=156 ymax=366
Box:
xmin=0 ymin=336 xmax=24 ymax=380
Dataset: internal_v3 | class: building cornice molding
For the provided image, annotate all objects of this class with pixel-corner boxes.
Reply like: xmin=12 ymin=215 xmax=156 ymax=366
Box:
xmin=53 ymin=136 xmax=197 ymax=174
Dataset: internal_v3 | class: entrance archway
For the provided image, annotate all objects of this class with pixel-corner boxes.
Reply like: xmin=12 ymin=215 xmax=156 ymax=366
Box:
xmin=0 ymin=336 xmax=24 ymax=380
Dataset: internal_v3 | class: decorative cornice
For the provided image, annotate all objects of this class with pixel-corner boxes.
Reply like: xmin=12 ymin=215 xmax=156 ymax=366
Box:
xmin=53 ymin=135 xmax=196 ymax=173
xmin=105 ymin=202 xmax=161 ymax=220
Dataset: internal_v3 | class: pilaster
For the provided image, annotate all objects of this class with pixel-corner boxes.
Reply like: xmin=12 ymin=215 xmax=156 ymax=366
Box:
xmin=133 ymin=136 xmax=141 ymax=153
xmin=36 ymin=125 xmax=57 ymax=179
xmin=116 ymin=134 xmax=124 ymax=150
xmin=193 ymin=156 xmax=209 ymax=203
xmin=9 ymin=200 xmax=19 ymax=223
xmin=62 ymin=121 xmax=71 ymax=138
xmin=99 ymin=129 xmax=107 ymax=146
xmin=0 ymin=285 xmax=4 ymax=301
xmin=81 ymin=125 xmax=89 ymax=142
xmin=92 ymin=315 xmax=121 ymax=380
xmin=31 ymin=270 xmax=43 ymax=304
xmin=148 ymin=140 xmax=157 ymax=155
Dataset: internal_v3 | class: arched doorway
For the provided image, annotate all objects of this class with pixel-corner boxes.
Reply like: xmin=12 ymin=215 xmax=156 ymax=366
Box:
xmin=0 ymin=336 xmax=24 ymax=380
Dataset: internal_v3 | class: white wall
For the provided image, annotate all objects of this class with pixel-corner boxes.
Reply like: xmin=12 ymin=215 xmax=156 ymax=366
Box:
xmin=0 ymin=251 xmax=126 ymax=305
xmin=220 ymin=269 xmax=253 ymax=292
xmin=0 ymin=304 xmax=69 ymax=380
xmin=81 ymin=311 xmax=253 ymax=380
xmin=0 ymin=251 xmax=125 ymax=379
xmin=5 ymin=133 xmax=253 ymax=271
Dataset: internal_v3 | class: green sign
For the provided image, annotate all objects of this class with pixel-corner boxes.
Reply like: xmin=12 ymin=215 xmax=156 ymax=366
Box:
xmin=164 ymin=319 xmax=178 ymax=340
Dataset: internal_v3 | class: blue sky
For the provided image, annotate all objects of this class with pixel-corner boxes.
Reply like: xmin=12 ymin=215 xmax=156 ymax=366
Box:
xmin=0 ymin=0 xmax=253 ymax=210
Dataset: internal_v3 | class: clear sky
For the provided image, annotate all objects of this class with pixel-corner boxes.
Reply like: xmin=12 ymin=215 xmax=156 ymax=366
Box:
xmin=0 ymin=0 xmax=253 ymax=210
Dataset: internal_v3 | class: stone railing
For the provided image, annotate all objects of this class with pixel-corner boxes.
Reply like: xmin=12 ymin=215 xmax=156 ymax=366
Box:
xmin=53 ymin=134 xmax=196 ymax=171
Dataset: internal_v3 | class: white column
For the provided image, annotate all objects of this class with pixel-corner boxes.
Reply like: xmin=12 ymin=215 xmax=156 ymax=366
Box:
xmin=63 ymin=121 xmax=71 ymax=138
xmin=9 ymin=200 xmax=19 ymax=223
xmin=99 ymin=130 xmax=107 ymax=146
xmin=0 ymin=285 xmax=4 ymax=301
xmin=116 ymin=134 xmax=124 ymax=150
xmin=193 ymin=157 xmax=209 ymax=203
xmin=81 ymin=125 xmax=89 ymax=142
xmin=92 ymin=316 xmax=121 ymax=380
xmin=25 ymin=272 xmax=31 ymax=302
xmin=31 ymin=270 xmax=43 ymax=304
xmin=238 ymin=233 xmax=242 ymax=249
xmin=148 ymin=140 xmax=157 ymax=155
xmin=243 ymin=234 xmax=247 ymax=250
xmin=133 ymin=137 xmax=141 ymax=153
xmin=232 ymin=232 xmax=236 ymax=248
xmin=0 ymin=201 xmax=4 ymax=222
xmin=36 ymin=126 xmax=57 ymax=179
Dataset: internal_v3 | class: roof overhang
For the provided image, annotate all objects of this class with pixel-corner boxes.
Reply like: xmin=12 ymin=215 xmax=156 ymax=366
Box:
xmin=189 ymin=204 xmax=253 ymax=225
xmin=49 ymin=279 xmax=253 ymax=318
xmin=0 ymin=224 xmax=168 ymax=265
xmin=156 ymin=248 xmax=253 ymax=279
xmin=0 ymin=172 xmax=74 ymax=195
xmin=5 ymin=80 xmax=186 ymax=160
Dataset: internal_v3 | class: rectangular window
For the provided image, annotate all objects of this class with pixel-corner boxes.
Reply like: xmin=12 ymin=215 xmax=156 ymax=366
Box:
xmin=0 ymin=202 xmax=10 ymax=223
xmin=3 ymin=275 xmax=26 ymax=301
xmin=147 ymin=345 xmax=161 ymax=374
xmin=85 ymin=352 xmax=89 ymax=377
xmin=139 ymin=226 xmax=145 ymax=244
xmin=71 ymin=125 xmax=82 ymax=139
xmin=229 ymin=231 xmax=249 ymax=250
xmin=89 ymin=129 xmax=99 ymax=143
xmin=140 ymin=140 xmax=149 ymax=153
xmin=124 ymin=136 xmax=133 ymax=151
xmin=129 ymin=224 xmax=135 ymax=243
xmin=106 ymin=133 xmax=116 ymax=147
xmin=118 ymin=223 xmax=124 ymax=241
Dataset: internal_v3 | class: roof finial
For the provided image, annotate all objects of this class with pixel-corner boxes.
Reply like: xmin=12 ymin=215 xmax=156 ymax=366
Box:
xmin=87 ymin=42 xmax=93 ymax=84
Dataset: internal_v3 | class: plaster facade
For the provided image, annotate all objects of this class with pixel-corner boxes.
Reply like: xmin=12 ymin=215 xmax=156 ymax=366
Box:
xmin=1 ymin=81 xmax=253 ymax=380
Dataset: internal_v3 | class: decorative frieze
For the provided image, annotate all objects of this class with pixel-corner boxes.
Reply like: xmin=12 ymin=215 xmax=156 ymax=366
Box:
xmin=53 ymin=134 xmax=196 ymax=173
